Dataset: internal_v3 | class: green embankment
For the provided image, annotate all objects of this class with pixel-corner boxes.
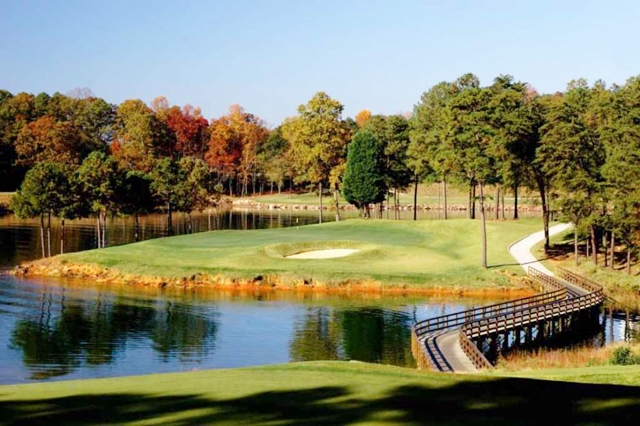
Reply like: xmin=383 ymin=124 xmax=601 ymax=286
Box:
xmin=1 ymin=361 xmax=640 ymax=425
xmin=59 ymin=218 xmax=544 ymax=289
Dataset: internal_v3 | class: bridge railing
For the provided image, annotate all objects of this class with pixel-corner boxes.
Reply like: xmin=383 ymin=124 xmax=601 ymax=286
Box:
xmin=461 ymin=288 xmax=604 ymax=339
xmin=459 ymin=332 xmax=494 ymax=370
xmin=413 ymin=267 xmax=566 ymax=337
xmin=556 ymin=267 xmax=603 ymax=293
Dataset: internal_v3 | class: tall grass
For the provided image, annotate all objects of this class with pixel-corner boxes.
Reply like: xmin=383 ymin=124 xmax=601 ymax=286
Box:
xmin=496 ymin=343 xmax=640 ymax=371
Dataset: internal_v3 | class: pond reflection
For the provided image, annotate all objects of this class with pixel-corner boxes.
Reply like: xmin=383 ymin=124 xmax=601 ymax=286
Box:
xmin=0 ymin=275 xmax=510 ymax=384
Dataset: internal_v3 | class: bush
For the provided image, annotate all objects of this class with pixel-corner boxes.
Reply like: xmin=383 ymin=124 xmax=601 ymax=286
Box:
xmin=610 ymin=346 xmax=640 ymax=365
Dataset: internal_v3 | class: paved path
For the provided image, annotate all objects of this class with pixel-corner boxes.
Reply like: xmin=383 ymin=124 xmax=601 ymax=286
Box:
xmin=508 ymin=223 xmax=573 ymax=276
xmin=423 ymin=223 xmax=575 ymax=373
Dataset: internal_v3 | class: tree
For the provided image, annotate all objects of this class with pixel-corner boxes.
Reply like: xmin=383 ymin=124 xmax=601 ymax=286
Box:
xmin=153 ymin=97 xmax=209 ymax=159
xmin=538 ymin=80 xmax=606 ymax=264
xmin=447 ymin=76 xmax=497 ymax=268
xmin=364 ymin=115 xmax=413 ymax=219
xmin=112 ymin=99 xmax=173 ymax=172
xmin=409 ymin=82 xmax=455 ymax=219
xmin=601 ymin=76 xmax=640 ymax=273
xmin=76 ymin=152 xmax=125 ymax=248
xmin=10 ymin=162 xmax=79 ymax=257
xmin=205 ymin=105 xmax=268 ymax=196
xmin=257 ymin=126 xmax=290 ymax=194
xmin=175 ymin=156 xmax=212 ymax=232
xmin=355 ymin=109 xmax=371 ymax=128
xmin=283 ymin=92 xmax=349 ymax=223
xmin=14 ymin=116 xmax=85 ymax=166
xmin=342 ymin=129 xmax=386 ymax=216
xmin=119 ymin=170 xmax=155 ymax=241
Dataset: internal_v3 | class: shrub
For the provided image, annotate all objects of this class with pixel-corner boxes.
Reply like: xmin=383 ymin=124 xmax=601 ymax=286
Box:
xmin=610 ymin=346 xmax=640 ymax=365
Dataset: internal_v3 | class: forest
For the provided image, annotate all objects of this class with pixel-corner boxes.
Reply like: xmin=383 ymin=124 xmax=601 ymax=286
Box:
xmin=0 ymin=73 xmax=639 ymax=273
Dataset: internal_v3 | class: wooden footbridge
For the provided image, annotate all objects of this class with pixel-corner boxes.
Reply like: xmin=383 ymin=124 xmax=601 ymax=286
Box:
xmin=411 ymin=267 xmax=605 ymax=372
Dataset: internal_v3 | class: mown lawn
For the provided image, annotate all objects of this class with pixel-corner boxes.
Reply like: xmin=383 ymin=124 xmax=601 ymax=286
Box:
xmin=1 ymin=361 xmax=639 ymax=425
xmin=59 ymin=218 xmax=544 ymax=289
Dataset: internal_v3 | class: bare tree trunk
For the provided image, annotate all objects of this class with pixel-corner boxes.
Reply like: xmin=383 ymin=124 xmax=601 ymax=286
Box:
xmin=590 ymin=225 xmax=598 ymax=265
xmin=167 ymin=203 xmax=173 ymax=236
xmin=60 ymin=218 xmax=65 ymax=254
xmin=495 ymin=185 xmax=500 ymax=220
xmin=47 ymin=212 xmax=51 ymax=257
xmin=574 ymin=230 xmax=579 ymax=267
xmin=471 ymin=182 xmax=476 ymax=219
xmin=333 ymin=189 xmax=340 ymax=222
xmin=468 ymin=181 xmax=473 ymax=219
xmin=101 ymin=211 xmax=107 ymax=248
xmin=513 ymin=180 xmax=519 ymax=220
xmin=443 ymin=175 xmax=448 ymax=220
xmin=610 ymin=231 xmax=615 ymax=269
xmin=96 ymin=215 xmax=101 ymax=248
xmin=386 ymin=192 xmax=390 ymax=219
xmin=413 ymin=175 xmax=418 ymax=221
xmin=627 ymin=246 xmax=632 ymax=275
xmin=501 ymin=193 xmax=505 ymax=220
xmin=40 ymin=214 xmax=46 ymax=258
xmin=603 ymin=231 xmax=608 ymax=268
xmin=535 ymin=176 xmax=550 ymax=252
xmin=479 ymin=182 xmax=487 ymax=269
xmin=135 ymin=213 xmax=140 ymax=241
xmin=394 ymin=189 xmax=399 ymax=220
xmin=318 ymin=182 xmax=323 ymax=224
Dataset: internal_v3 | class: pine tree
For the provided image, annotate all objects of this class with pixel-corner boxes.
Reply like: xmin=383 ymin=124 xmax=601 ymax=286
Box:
xmin=342 ymin=130 xmax=386 ymax=216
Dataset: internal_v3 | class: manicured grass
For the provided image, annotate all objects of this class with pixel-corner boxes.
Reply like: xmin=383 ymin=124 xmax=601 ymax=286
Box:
xmin=249 ymin=184 xmax=541 ymax=207
xmin=59 ymin=218 xmax=544 ymax=289
xmin=2 ymin=361 xmax=640 ymax=425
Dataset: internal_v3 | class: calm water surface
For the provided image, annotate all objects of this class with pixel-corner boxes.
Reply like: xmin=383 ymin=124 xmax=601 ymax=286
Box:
xmin=0 ymin=275 xmax=513 ymax=384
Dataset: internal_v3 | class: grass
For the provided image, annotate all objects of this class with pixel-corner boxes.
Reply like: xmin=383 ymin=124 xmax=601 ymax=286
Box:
xmin=57 ymin=218 xmax=545 ymax=289
xmin=495 ymin=343 xmax=640 ymax=371
xmin=2 ymin=361 xmax=640 ymax=425
xmin=249 ymin=183 xmax=541 ymax=208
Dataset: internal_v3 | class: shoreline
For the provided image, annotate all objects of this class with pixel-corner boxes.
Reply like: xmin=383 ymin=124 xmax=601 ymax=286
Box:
xmin=8 ymin=258 xmax=537 ymax=298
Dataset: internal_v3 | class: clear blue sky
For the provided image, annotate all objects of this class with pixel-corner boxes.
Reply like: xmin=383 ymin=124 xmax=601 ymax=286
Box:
xmin=2 ymin=0 xmax=639 ymax=127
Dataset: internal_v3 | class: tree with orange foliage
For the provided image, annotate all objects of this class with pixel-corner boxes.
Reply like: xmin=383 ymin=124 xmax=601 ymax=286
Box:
xmin=205 ymin=105 xmax=268 ymax=196
xmin=112 ymin=99 xmax=174 ymax=172
xmin=355 ymin=109 xmax=371 ymax=128
xmin=15 ymin=116 xmax=84 ymax=166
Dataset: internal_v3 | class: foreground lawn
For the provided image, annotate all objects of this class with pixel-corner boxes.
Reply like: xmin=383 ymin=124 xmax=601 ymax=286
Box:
xmin=58 ymin=218 xmax=544 ymax=289
xmin=1 ymin=361 xmax=640 ymax=425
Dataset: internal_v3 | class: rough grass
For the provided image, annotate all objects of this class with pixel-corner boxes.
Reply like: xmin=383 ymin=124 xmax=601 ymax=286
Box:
xmin=495 ymin=343 xmax=640 ymax=371
xmin=2 ymin=361 xmax=640 ymax=425
xmin=58 ymin=218 xmax=544 ymax=289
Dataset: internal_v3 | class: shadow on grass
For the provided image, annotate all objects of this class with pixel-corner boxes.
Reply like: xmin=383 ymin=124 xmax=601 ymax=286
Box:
xmin=2 ymin=377 xmax=640 ymax=425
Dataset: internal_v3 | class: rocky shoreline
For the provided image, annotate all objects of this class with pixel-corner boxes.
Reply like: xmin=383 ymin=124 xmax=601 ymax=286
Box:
xmin=8 ymin=257 xmax=536 ymax=297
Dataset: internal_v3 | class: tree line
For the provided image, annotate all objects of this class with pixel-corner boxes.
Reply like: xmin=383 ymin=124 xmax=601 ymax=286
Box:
xmin=1 ymin=73 xmax=639 ymax=274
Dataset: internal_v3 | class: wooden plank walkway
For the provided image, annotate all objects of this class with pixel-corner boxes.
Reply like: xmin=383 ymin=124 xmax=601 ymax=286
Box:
xmin=413 ymin=267 xmax=603 ymax=372
xmin=411 ymin=224 xmax=604 ymax=373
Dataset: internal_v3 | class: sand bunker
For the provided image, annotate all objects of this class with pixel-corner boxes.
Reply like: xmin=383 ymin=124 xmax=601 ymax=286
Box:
xmin=285 ymin=249 xmax=361 ymax=259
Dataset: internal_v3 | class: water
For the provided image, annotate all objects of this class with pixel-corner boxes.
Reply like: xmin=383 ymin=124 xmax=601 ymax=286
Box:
xmin=0 ymin=274 xmax=510 ymax=384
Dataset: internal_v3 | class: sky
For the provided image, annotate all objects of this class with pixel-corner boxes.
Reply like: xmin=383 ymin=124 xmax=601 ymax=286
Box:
xmin=2 ymin=0 xmax=639 ymax=127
